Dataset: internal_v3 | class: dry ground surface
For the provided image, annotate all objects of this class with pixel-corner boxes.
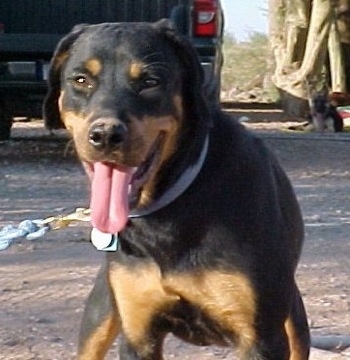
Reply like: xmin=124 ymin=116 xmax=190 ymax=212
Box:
xmin=0 ymin=109 xmax=350 ymax=359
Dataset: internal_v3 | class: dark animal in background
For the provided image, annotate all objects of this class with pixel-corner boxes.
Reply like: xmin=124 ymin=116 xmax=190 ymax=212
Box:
xmin=44 ymin=20 xmax=310 ymax=359
xmin=288 ymin=92 xmax=344 ymax=133
xmin=310 ymin=92 xmax=343 ymax=132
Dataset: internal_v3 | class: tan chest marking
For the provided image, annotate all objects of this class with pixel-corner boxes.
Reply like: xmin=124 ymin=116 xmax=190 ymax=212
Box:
xmin=164 ymin=270 xmax=257 ymax=353
xmin=109 ymin=262 xmax=257 ymax=355
xmin=108 ymin=262 xmax=179 ymax=355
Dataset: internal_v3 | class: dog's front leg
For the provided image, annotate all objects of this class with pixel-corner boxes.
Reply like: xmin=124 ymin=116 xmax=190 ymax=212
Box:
xmin=78 ymin=265 xmax=120 ymax=360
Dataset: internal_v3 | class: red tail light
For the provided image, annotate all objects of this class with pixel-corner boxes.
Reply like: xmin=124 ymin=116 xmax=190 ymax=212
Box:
xmin=193 ymin=0 xmax=218 ymax=37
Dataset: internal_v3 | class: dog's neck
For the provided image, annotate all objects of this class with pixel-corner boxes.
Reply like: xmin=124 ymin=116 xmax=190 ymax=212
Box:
xmin=129 ymin=135 xmax=209 ymax=218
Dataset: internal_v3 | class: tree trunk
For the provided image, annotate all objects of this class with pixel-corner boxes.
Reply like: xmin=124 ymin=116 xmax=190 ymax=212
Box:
xmin=291 ymin=0 xmax=332 ymax=85
xmin=283 ymin=0 xmax=311 ymax=68
xmin=269 ymin=0 xmax=344 ymax=117
xmin=328 ymin=17 xmax=346 ymax=92
xmin=273 ymin=0 xmax=332 ymax=94
xmin=268 ymin=0 xmax=286 ymax=76
xmin=269 ymin=0 xmax=312 ymax=117
xmin=337 ymin=0 xmax=350 ymax=91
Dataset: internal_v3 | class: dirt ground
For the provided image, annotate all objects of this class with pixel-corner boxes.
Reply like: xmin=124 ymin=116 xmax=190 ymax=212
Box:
xmin=0 ymin=111 xmax=350 ymax=359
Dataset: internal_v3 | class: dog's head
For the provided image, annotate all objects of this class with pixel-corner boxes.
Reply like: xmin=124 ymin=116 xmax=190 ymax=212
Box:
xmin=43 ymin=21 xmax=210 ymax=233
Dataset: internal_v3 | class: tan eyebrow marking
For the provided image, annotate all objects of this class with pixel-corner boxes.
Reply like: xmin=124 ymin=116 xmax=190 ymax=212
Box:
xmin=129 ymin=62 xmax=145 ymax=79
xmin=84 ymin=58 xmax=103 ymax=76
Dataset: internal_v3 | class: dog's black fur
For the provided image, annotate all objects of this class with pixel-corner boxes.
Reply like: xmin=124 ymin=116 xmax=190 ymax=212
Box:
xmin=44 ymin=21 xmax=310 ymax=360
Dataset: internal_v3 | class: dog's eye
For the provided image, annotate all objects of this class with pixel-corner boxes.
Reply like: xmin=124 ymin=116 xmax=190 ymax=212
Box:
xmin=71 ymin=75 xmax=94 ymax=91
xmin=142 ymin=77 xmax=160 ymax=89
xmin=138 ymin=77 xmax=161 ymax=97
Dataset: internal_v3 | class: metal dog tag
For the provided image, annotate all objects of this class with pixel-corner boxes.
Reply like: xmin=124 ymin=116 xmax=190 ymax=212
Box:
xmin=91 ymin=228 xmax=118 ymax=251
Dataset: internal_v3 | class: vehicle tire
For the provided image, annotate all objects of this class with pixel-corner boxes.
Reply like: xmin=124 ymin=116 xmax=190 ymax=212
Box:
xmin=0 ymin=105 xmax=12 ymax=141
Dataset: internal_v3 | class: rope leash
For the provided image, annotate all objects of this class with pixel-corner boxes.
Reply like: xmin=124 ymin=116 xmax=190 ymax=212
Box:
xmin=0 ymin=208 xmax=91 ymax=251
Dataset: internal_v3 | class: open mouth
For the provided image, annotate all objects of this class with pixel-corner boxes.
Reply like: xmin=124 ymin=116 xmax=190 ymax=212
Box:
xmin=83 ymin=135 xmax=163 ymax=234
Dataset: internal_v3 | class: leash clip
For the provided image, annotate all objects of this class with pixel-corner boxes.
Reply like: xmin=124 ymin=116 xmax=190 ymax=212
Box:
xmin=41 ymin=207 xmax=91 ymax=230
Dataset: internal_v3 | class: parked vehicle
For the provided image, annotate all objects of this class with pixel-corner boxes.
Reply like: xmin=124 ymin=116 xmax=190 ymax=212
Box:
xmin=0 ymin=0 xmax=224 ymax=140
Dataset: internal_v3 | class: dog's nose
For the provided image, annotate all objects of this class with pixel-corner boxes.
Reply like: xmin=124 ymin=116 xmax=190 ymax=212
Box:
xmin=88 ymin=122 xmax=127 ymax=149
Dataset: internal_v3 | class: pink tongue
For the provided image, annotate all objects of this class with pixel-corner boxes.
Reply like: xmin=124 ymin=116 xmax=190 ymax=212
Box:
xmin=90 ymin=162 xmax=133 ymax=234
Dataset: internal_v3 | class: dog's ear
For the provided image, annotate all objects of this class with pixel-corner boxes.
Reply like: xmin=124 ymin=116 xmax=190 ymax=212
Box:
xmin=153 ymin=19 xmax=212 ymax=128
xmin=43 ymin=24 xmax=88 ymax=129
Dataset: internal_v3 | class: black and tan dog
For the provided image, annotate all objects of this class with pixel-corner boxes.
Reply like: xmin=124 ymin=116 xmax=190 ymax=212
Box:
xmin=44 ymin=21 xmax=310 ymax=360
